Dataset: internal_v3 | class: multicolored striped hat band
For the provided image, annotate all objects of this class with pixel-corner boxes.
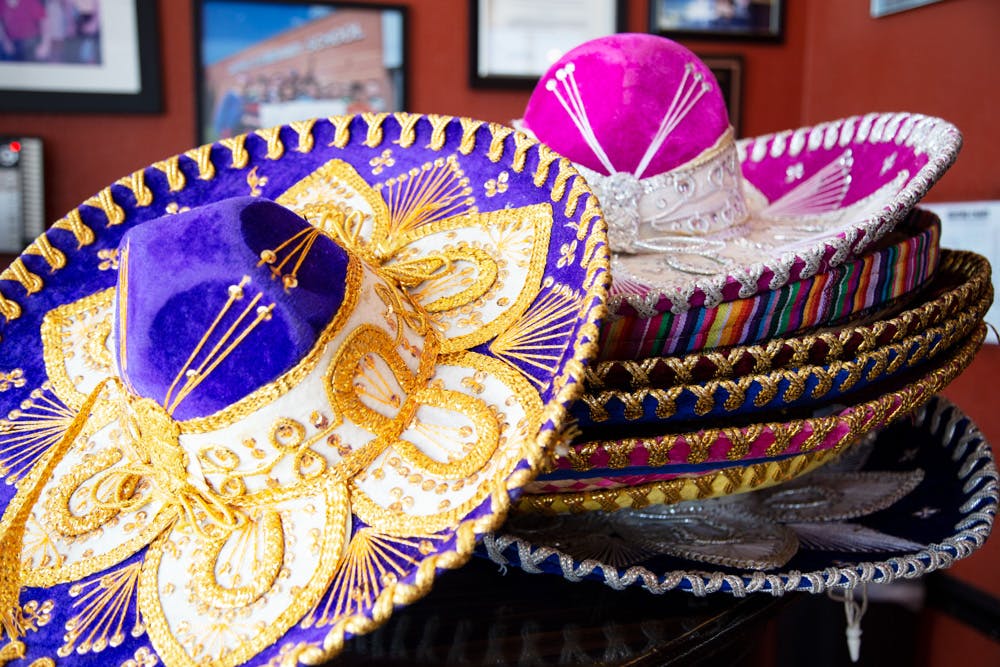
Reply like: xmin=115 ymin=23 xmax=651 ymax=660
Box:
xmin=521 ymin=33 xmax=962 ymax=349
xmin=0 ymin=114 xmax=610 ymax=666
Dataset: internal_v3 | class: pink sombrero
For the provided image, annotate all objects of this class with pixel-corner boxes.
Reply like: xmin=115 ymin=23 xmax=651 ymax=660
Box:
xmin=519 ymin=34 xmax=961 ymax=359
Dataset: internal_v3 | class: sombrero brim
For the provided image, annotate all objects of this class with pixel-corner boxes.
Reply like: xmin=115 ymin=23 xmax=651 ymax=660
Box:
xmin=575 ymin=273 xmax=991 ymax=428
xmin=587 ymin=250 xmax=991 ymax=392
xmin=519 ymin=323 xmax=984 ymax=512
xmin=485 ymin=395 xmax=997 ymax=596
xmin=608 ymin=113 xmax=960 ymax=316
xmin=0 ymin=114 xmax=609 ymax=665
xmin=598 ymin=207 xmax=940 ymax=360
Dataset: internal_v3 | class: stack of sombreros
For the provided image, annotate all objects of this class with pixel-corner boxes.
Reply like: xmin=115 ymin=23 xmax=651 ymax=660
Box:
xmin=481 ymin=33 xmax=996 ymax=657
xmin=0 ymin=114 xmax=613 ymax=665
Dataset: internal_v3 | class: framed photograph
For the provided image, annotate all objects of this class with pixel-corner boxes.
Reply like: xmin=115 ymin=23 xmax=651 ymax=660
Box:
xmin=700 ymin=54 xmax=743 ymax=137
xmin=470 ymin=0 xmax=626 ymax=87
xmin=650 ymin=0 xmax=783 ymax=42
xmin=0 ymin=0 xmax=161 ymax=113
xmin=194 ymin=0 xmax=407 ymax=144
xmin=870 ymin=0 xmax=942 ymax=18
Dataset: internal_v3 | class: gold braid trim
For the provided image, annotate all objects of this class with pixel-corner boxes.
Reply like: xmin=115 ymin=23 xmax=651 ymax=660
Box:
xmin=150 ymin=157 xmax=185 ymax=192
xmin=23 ymin=236 xmax=65 ymax=272
xmin=255 ymin=126 xmax=285 ymax=160
xmin=51 ymin=209 xmax=94 ymax=248
xmin=81 ymin=187 xmax=125 ymax=226
xmin=116 ymin=171 xmax=154 ymax=206
xmin=458 ymin=118 xmax=483 ymax=155
xmin=486 ymin=123 xmax=512 ymax=163
xmin=328 ymin=116 xmax=352 ymax=148
xmin=0 ymin=291 xmax=19 ymax=323
xmin=424 ymin=114 xmax=450 ymax=151
xmin=533 ymin=145 xmax=560 ymax=188
xmin=184 ymin=145 xmax=216 ymax=181
xmin=361 ymin=112 xmax=388 ymax=148
xmin=290 ymin=119 xmax=317 ymax=153
xmin=219 ymin=135 xmax=250 ymax=168
xmin=1 ymin=260 xmax=42 ymax=295
xmin=510 ymin=131 xmax=534 ymax=173
xmin=392 ymin=112 xmax=419 ymax=148
xmin=563 ymin=178 xmax=590 ymax=219
xmin=549 ymin=159 xmax=576 ymax=203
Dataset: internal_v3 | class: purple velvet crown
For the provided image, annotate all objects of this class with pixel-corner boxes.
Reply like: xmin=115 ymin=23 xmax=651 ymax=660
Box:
xmin=113 ymin=196 xmax=347 ymax=420
xmin=522 ymin=33 xmax=730 ymax=178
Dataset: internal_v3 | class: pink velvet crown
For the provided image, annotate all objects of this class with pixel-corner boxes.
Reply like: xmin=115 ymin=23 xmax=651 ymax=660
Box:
xmin=523 ymin=34 xmax=745 ymax=255
xmin=523 ymin=33 xmax=730 ymax=179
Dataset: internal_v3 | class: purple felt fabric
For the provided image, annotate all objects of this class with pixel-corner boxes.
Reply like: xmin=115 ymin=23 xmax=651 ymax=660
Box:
xmin=523 ymin=33 xmax=729 ymax=177
xmin=114 ymin=197 xmax=348 ymax=420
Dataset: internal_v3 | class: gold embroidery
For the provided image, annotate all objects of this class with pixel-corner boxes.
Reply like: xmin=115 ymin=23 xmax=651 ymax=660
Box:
xmin=0 ymin=383 xmax=74 ymax=485
xmin=191 ymin=509 xmax=285 ymax=608
xmin=0 ymin=371 xmax=24 ymax=393
xmin=97 ymin=248 xmax=119 ymax=271
xmin=489 ymin=281 xmax=581 ymax=389
xmin=120 ymin=646 xmax=159 ymax=667
xmin=484 ymin=171 xmax=509 ymax=197
xmin=0 ymin=290 xmax=20 ymax=323
xmin=369 ymin=148 xmax=395 ymax=175
xmin=301 ymin=528 xmax=444 ymax=629
xmin=59 ymin=561 xmax=143 ymax=656
xmin=247 ymin=166 xmax=268 ymax=196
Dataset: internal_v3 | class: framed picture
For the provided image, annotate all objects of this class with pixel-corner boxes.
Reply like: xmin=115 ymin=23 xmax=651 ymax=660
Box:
xmin=650 ymin=0 xmax=783 ymax=42
xmin=0 ymin=0 xmax=161 ymax=113
xmin=870 ymin=0 xmax=942 ymax=17
xmin=700 ymin=54 xmax=743 ymax=137
xmin=470 ymin=0 xmax=626 ymax=88
xmin=194 ymin=0 xmax=407 ymax=144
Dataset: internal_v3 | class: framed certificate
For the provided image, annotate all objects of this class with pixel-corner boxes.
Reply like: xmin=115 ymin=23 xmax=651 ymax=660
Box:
xmin=470 ymin=0 xmax=626 ymax=87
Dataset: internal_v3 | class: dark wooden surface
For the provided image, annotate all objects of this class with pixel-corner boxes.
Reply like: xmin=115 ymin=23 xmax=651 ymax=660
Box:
xmin=331 ymin=556 xmax=796 ymax=666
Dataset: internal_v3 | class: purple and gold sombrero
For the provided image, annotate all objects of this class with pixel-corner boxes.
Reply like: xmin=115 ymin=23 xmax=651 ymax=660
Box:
xmin=0 ymin=114 xmax=609 ymax=666
xmin=520 ymin=34 xmax=961 ymax=360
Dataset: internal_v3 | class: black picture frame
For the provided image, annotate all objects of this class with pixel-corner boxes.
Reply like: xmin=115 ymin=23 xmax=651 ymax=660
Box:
xmin=0 ymin=0 xmax=161 ymax=113
xmin=700 ymin=54 xmax=743 ymax=137
xmin=650 ymin=0 xmax=783 ymax=42
xmin=470 ymin=0 xmax=627 ymax=88
xmin=194 ymin=0 xmax=408 ymax=145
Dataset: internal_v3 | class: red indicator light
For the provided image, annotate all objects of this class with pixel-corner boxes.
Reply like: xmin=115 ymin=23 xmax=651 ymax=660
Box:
xmin=9 ymin=141 xmax=20 ymax=152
